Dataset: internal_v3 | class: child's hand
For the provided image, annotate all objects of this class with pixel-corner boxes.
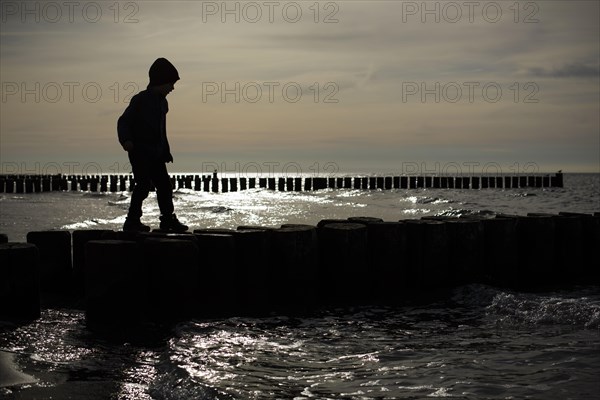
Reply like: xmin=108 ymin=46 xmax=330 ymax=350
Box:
xmin=121 ymin=141 xmax=134 ymax=152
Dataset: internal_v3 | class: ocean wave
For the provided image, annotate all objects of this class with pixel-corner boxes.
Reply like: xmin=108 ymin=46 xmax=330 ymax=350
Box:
xmin=404 ymin=196 xmax=454 ymax=205
xmin=486 ymin=289 xmax=600 ymax=328
xmin=510 ymin=192 xmax=537 ymax=197
xmin=81 ymin=192 xmax=111 ymax=198
xmin=61 ymin=216 xmax=124 ymax=230
xmin=435 ymin=209 xmax=496 ymax=218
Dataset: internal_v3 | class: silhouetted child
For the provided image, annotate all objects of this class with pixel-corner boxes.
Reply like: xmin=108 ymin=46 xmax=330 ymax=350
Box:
xmin=117 ymin=57 xmax=188 ymax=232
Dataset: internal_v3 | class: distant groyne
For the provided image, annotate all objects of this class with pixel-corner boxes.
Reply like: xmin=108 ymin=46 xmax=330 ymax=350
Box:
xmin=0 ymin=171 xmax=564 ymax=193
xmin=1 ymin=210 xmax=597 ymax=326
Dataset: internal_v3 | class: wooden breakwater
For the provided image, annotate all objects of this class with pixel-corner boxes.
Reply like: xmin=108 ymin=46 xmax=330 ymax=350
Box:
xmin=0 ymin=171 xmax=564 ymax=193
xmin=1 ymin=211 xmax=598 ymax=327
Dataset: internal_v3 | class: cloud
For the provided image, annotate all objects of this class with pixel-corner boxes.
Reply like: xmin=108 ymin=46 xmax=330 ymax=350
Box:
xmin=528 ymin=62 xmax=600 ymax=78
xmin=1 ymin=1 xmax=599 ymax=172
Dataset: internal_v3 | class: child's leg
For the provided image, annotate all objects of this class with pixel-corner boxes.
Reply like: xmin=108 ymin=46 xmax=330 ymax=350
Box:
xmin=151 ymin=162 xmax=174 ymax=217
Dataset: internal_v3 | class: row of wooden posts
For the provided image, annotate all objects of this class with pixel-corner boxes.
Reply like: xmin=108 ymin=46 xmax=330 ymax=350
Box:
xmin=1 ymin=210 xmax=597 ymax=327
xmin=0 ymin=172 xmax=564 ymax=193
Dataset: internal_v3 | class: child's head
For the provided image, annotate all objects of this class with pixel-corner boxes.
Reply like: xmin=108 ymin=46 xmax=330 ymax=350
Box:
xmin=148 ymin=58 xmax=179 ymax=94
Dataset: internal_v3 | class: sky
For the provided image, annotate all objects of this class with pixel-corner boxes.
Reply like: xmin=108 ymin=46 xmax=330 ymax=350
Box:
xmin=1 ymin=0 xmax=599 ymax=176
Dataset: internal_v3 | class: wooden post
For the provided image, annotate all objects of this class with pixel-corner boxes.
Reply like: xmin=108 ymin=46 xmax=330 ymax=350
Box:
xmin=511 ymin=176 xmax=519 ymax=188
xmin=440 ymin=177 xmax=448 ymax=189
xmin=232 ymin=229 xmax=271 ymax=315
xmin=344 ymin=177 xmax=352 ymax=189
xmin=482 ymin=216 xmax=519 ymax=287
xmin=519 ymin=176 xmax=527 ymax=188
xmin=0 ymin=243 xmax=40 ymax=321
xmin=447 ymin=176 xmax=455 ymax=189
xmin=80 ymin=178 xmax=89 ymax=191
xmin=305 ymin=177 xmax=313 ymax=190
xmin=552 ymin=214 xmax=583 ymax=281
xmin=119 ymin=176 xmax=127 ymax=191
xmin=109 ymin=176 xmax=118 ymax=192
xmin=221 ymin=178 xmax=229 ymax=192
xmin=529 ymin=212 xmax=584 ymax=284
xmin=409 ymin=177 xmax=417 ymax=189
xmin=142 ymin=237 xmax=200 ymax=321
xmin=366 ymin=221 xmax=407 ymax=303
xmin=494 ymin=176 xmax=503 ymax=189
xmin=84 ymin=240 xmax=146 ymax=329
xmin=516 ymin=215 xmax=555 ymax=288
xmin=194 ymin=233 xmax=237 ymax=317
xmin=445 ymin=219 xmax=484 ymax=285
xmin=317 ymin=218 xmax=352 ymax=228
xmin=228 ymin=177 xmax=237 ymax=192
xmin=271 ymin=225 xmax=319 ymax=312
xmin=318 ymin=223 xmax=368 ymax=306
xmin=72 ymin=229 xmax=115 ymax=296
xmin=347 ymin=216 xmax=384 ymax=225
xmin=314 ymin=178 xmax=327 ymax=190
xmin=399 ymin=176 xmax=407 ymax=189
xmin=14 ymin=178 xmax=24 ymax=193
xmin=462 ymin=177 xmax=471 ymax=189
xmin=424 ymin=176 xmax=432 ymax=188
xmin=551 ymin=172 xmax=563 ymax=187
xmin=26 ymin=230 xmax=72 ymax=293
xmin=100 ymin=176 xmax=108 ymax=192
xmin=480 ymin=176 xmax=488 ymax=189
xmin=25 ymin=178 xmax=34 ymax=193
xmin=542 ymin=175 xmax=550 ymax=187
xmin=42 ymin=177 xmax=50 ymax=192
xmin=404 ymin=220 xmax=448 ymax=289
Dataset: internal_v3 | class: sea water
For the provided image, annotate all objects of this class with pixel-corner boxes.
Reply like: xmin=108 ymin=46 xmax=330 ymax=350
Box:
xmin=1 ymin=173 xmax=598 ymax=242
xmin=0 ymin=173 xmax=599 ymax=399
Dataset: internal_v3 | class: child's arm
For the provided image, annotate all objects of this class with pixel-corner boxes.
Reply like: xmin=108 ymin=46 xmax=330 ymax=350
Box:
xmin=117 ymin=95 xmax=139 ymax=151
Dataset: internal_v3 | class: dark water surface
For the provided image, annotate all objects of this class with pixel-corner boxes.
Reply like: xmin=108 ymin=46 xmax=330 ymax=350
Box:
xmin=1 ymin=285 xmax=599 ymax=399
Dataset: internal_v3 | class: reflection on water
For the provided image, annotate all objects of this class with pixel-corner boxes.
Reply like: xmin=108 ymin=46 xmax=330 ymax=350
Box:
xmin=1 ymin=285 xmax=599 ymax=399
xmin=0 ymin=173 xmax=597 ymax=242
